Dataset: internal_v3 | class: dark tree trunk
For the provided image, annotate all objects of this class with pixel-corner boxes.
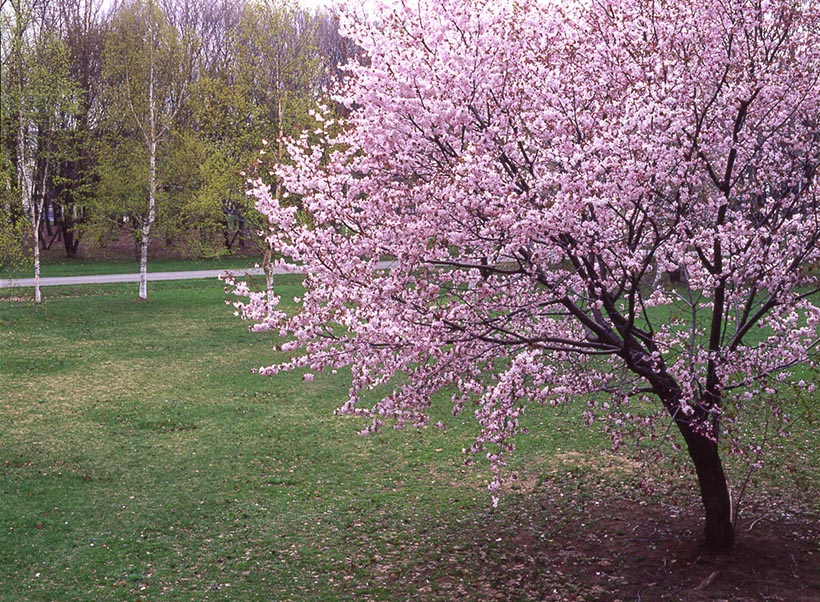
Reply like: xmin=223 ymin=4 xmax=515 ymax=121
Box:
xmin=238 ymin=218 xmax=247 ymax=249
xmin=61 ymin=224 xmax=80 ymax=258
xmin=222 ymin=218 xmax=232 ymax=250
xmin=42 ymin=225 xmax=61 ymax=250
xmin=43 ymin=196 xmax=54 ymax=238
xmin=649 ymin=375 xmax=735 ymax=552
xmin=676 ymin=418 xmax=735 ymax=551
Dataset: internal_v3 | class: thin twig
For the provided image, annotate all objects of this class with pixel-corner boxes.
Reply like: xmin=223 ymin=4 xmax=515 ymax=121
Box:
xmin=692 ymin=570 xmax=720 ymax=591
xmin=746 ymin=514 xmax=769 ymax=531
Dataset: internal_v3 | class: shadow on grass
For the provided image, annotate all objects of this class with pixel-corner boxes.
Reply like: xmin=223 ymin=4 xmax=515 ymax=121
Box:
xmin=342 ymin=476 xmax=819 ymax=601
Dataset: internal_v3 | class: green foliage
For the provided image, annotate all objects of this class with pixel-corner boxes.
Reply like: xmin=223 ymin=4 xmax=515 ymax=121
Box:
xmin=101 ymin=0 xmax=192 ymax=136
xmin=0 ymin=151 xmax=27 ymax=275
xmin=93 ymin=135 xmax=149 ymax=231
xmin=25 ymin=32 xmax=81 ymax=144
xmin=157 ymin=130 xmax=206 ymax=250
xmin=1 ymin=0 xmax=351 ymax=261
xmin=185 ymin=76 xmax=256 ymax=255
xmin=184 ymin=0 xmax=327 ymax=257
xmin=233 ymin=0 xmax=323 ymax=133
xmin=0 ymin=209 xmax=27 ymax=276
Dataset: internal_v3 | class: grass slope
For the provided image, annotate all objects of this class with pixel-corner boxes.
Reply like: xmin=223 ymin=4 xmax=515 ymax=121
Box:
xmin=0 ymin=279 xmax=817 ymax=601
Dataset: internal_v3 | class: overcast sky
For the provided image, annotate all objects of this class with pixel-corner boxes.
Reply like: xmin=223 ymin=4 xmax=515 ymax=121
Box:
xmin=98 ymin=0 xmax=341 ymax=13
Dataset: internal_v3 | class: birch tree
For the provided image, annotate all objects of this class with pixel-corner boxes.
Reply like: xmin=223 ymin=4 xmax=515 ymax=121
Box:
xmin=234 ymin=0 xmax=323 ymax=304
xmin=2 ymin=0 xmax=78 ymax=302
xmin=102 ymin=0 xmax=191 ymax=299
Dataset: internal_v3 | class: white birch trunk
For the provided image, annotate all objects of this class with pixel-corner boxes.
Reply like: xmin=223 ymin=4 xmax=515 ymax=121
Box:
xmin=140 ymin=137 xmax=156 ymax=300
xmin=18 ymin=88 xmax=43 ymax=304
xmin=138 ymin=225 xmax=149 ymax=299
xmin=139 ymin=36 xmax=158 ymax=301
xmin=32 ymin=168 xmax=47 ymax=305
xmin=263 ymin=247 xmax=275 ymax=307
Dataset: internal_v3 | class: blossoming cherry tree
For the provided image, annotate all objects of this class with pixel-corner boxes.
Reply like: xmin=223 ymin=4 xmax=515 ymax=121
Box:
xmin=230 ymin=0 xmax=820 ymax=551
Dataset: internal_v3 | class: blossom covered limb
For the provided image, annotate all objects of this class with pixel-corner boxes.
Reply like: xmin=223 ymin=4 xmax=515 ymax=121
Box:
xmin=232 ymin=0 xmax=820 ymax=551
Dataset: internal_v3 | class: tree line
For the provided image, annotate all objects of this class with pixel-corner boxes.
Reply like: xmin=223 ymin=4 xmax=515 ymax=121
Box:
xmin=1 ymin=0 xmax=353 ymax=299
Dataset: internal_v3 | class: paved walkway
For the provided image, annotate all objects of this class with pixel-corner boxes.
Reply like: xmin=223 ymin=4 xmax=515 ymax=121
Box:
xmin=0 ymin=267 xmax=266 ymax=288
xmin=0 ymin=261 xmax=397 ymax=289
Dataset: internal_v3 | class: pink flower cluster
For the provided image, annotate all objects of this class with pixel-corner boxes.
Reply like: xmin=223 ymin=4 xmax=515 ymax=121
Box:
xmin=231 ymin=0 xmax=820 ymax=491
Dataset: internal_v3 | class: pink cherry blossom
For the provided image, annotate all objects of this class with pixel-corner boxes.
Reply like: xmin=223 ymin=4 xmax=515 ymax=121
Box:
xmin=232 ymin=0 xmax=820 ymax=551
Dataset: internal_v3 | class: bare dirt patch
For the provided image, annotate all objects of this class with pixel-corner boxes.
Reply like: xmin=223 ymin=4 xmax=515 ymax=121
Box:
xmin=374 ymin=462 xmax=819 ymax=601
xmin=538 ymin=494 xmax=819 ymax=601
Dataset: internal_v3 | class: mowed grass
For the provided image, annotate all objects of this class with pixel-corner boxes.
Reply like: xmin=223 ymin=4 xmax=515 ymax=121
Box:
xmin=0 ymin=278 xmax=608 ymax=601
xmin=1 ymin=278 xmax=818 ymax=601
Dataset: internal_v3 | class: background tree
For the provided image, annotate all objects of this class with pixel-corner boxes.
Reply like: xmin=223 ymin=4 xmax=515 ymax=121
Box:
xmin=313 ymin=6 xmax=361 ymax=96
xmin=233 ymin=0 xmax=324 ymax=299
xmin=2 ymin=0 xmax=39 ymax=297
xmin=2 ymin=0 xmax=80 ymax=302
xmin=173 ymin=0 xmax=252 ymax=255
xmin=47 ymin=0 xmax=108 ymax=258
xmin=231 ymin=0 xmax=820 ymax=552
xmin=188 ymin=75 xmax=255 ymax=253
xmin=99 ymin=0 xmax=193 ymax=299
xmin=0 ymin=150 xmax=27 ymax=275
xmin=2 ymin=0 xmax=356 ymax=272
xmin=0 ymin=6 xmax=27 ymax=276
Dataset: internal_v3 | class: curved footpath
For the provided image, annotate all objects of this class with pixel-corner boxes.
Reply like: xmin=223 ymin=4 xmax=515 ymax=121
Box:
xmin=0 ymin=260 xmax=397 ymax=288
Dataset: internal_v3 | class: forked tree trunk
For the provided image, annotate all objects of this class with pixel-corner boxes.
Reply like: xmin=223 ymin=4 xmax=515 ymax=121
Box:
xmin=61 ymin=223 xmax=80 ymax=258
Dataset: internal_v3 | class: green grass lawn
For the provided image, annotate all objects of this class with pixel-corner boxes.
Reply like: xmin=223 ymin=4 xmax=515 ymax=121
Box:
xmin=0 ymin=278 xmax=568 ymax=601
xmin=1 ymin=279 xmax=817 ymax=601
